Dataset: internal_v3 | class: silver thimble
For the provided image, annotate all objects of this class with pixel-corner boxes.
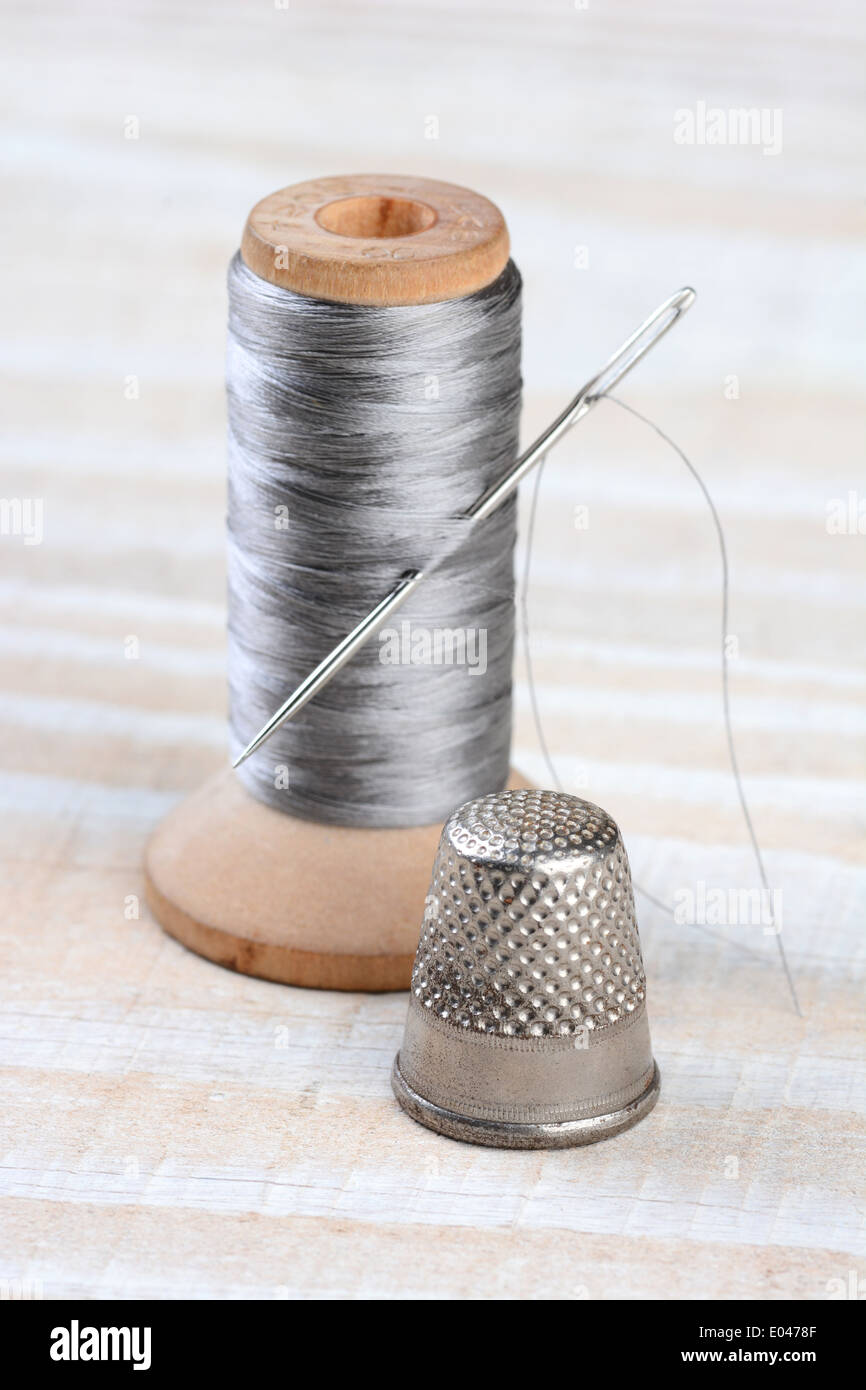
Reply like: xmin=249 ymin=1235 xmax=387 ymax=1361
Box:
xmin=392 ymin=788 xmax=660 ymax=1148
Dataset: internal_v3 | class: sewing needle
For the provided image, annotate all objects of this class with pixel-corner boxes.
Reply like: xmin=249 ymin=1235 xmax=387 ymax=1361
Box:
xmin=233 ymin=286 xmax=696 ymax=767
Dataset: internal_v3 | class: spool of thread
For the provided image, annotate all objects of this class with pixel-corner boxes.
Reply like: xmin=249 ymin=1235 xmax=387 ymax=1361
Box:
xmin=225 ymin=234 xmax=522 ymax=827
xmin=145 ymin=174 xmax=532 ymax=989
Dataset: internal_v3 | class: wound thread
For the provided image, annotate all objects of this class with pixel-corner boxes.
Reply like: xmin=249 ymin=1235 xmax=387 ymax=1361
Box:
xmin=226 ymin=253 xmax=523 ymax=827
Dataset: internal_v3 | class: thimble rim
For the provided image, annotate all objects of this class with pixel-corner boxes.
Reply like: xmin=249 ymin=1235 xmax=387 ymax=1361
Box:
xmin=391 ymin=1057 xmax=660 ymax=1150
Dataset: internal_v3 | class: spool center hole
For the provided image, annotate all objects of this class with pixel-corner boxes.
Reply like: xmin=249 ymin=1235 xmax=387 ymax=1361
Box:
xmin=315 ymin=195 xmax=437 ymax=239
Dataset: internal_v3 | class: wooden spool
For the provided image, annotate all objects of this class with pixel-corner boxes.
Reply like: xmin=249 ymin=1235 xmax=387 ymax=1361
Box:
xmin=145 ymin=173 xmax=528 ymax=992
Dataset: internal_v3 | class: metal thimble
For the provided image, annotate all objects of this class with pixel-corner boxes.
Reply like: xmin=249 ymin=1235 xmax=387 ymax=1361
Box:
xmin=392 ymin=788 xmax=660 ymax=1148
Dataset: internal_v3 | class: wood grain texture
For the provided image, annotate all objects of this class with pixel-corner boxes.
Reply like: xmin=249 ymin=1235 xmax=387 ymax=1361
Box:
xmin=242 ymin=173 xmax=510 ymax=303
xmin=0 ymin=0 xmax=864 ymax=1301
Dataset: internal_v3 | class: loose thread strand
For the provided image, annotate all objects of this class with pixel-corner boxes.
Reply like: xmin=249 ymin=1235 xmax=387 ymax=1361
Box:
xmin=519 ymin=396 xmax=801 ymax=1014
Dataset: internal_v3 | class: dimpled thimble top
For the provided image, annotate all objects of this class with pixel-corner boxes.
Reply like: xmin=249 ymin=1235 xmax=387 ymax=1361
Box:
xmin=412 ymin=788 xmax=647 ymax=1039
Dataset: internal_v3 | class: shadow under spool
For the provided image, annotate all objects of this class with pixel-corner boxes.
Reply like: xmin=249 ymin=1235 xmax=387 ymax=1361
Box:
xmin=145 ymin=174 xmax=532 ymax=991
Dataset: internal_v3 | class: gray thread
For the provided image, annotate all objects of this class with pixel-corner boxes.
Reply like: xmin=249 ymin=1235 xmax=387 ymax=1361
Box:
xmin=519 ymin=395 xmax=801 ymax=1015
xmin=226 ymin=252 xmax=522 ymax=827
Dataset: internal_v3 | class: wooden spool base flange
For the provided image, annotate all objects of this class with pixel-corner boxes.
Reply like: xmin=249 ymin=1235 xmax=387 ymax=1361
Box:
xmin=145 ymin=768 xmax=532 ymax=992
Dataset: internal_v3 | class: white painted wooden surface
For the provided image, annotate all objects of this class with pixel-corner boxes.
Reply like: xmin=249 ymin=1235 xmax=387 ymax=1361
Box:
xmin=1 ymin=0 xmax=864 ymax=1300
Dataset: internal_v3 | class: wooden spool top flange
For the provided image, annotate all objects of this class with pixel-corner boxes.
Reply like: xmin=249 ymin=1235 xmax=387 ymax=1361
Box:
xmin=241 ymin=173 xmax=510 ymax=306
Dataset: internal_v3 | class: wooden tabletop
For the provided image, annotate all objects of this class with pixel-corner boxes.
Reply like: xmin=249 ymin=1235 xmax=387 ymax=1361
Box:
xmin=1 ymin=0 xmax=863 ymax=1300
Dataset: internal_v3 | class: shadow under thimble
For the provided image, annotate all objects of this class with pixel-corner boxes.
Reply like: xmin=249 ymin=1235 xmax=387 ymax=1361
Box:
xmin=392 ymin=788 xmax=660 ymax=1148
